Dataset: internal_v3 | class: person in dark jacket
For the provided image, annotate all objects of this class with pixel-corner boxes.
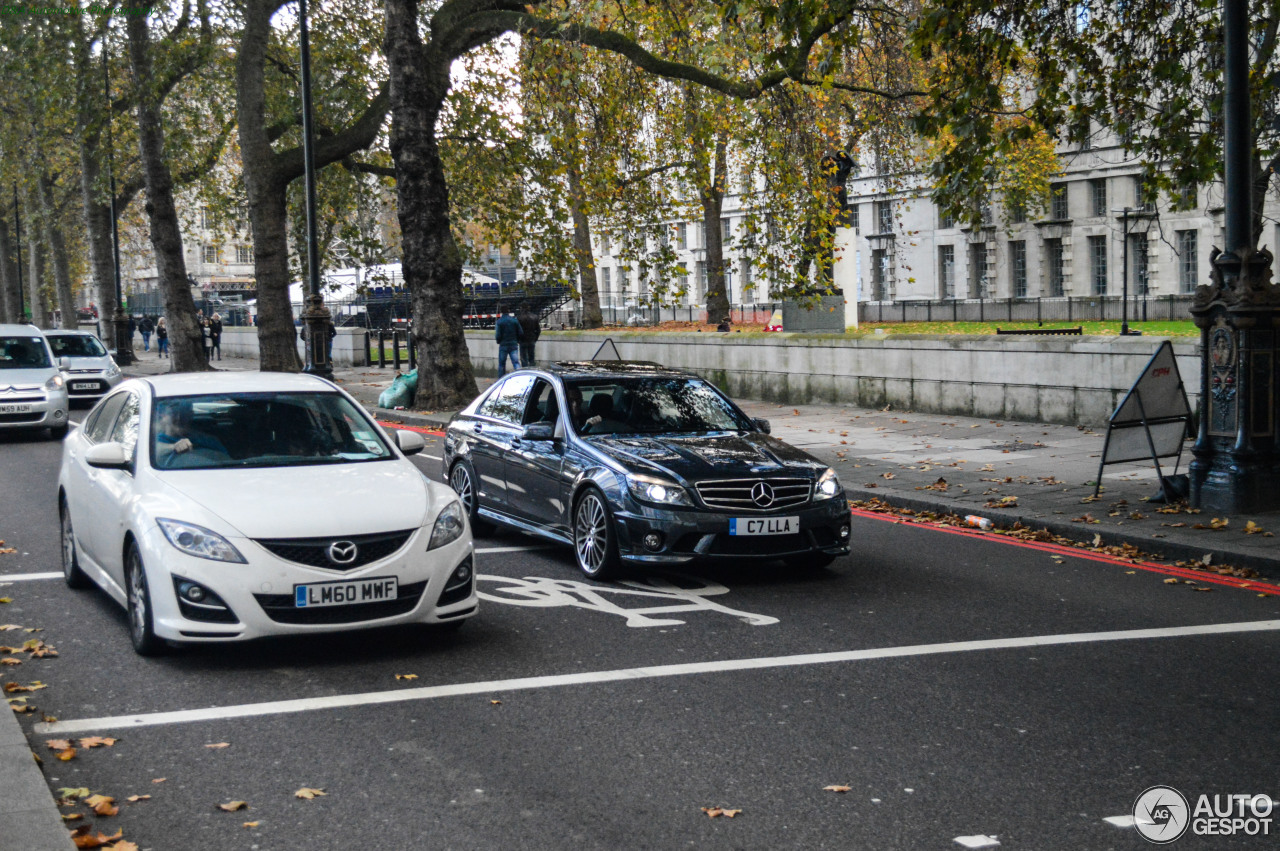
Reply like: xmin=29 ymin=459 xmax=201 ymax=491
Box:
xmin=138 ymin=315 xmax=154 ymax=351
xmin=517 ymin=303 xmax=541 ymax=367
xmin=494 ymin=308 xmax=523 ymax=376
xmin=209 ymin=313 xmax=223 ymax=360
xmin=156 ymin=317 xmax=169 ymax=358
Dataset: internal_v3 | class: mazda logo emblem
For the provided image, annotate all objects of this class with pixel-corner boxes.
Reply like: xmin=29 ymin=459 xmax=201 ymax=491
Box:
xmin=327 ymin=541 xmax=358 ymax=564
xmin=751 ymin=482 xmax=776 ymax=507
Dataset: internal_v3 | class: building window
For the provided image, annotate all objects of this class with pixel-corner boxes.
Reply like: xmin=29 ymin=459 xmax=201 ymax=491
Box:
xmin=676 ymin=264 xmax=688 ymax=297
xmin=1009 ymin=199 xmax=1026 ymax=224
xmin=199 ymin=208 xmax=211 ymax=229
xmin=676 ymin=223 xmax=687 ymax=250
xmin=969 ymin=243 xmax=990 ymax=298
xmin=1050 ymin=183 xmax=1069 ymax=220
xmin=871 ymin=248 xmax=891 ymax=300
xmin=1089 ymin=235 xmax=1107 ymax=294
xmin=938 ymin=245 xmax=955 ymax=299
xmin=1177 ymin=230 xmax=1198 ymax=293
xmin=601 ymin=267 xmax=611 ymax=295
xmin=1010 ymin=240 xmax=1028 ymax=297
xmin=876 ymin=200 xmax=893 ymax=234
xmin=695 ymin=260 xmax=707 ymax=296
xmin=601 ymin=234 xmax=610 ymax=256
xmin=202 ymin=244 xmax=218 ymax=265
xmin=1134 ymin=176 xmax=1155 ymax=212
xmin=979 ymin=198 xmax=993 ymax=227
xmin=721 ymin=218 xmax=732 ymax=245
xmin=1130 ymin=233 xmax=1150 ymax=294
xmin=939 ymin=207 xmax=955 ymax=230
xmin=848 ymin=204 xmax=860 ymax=234
xmin=1046 ymin=238 xmax=1065 ymax=296
xmin=740 ymin=259 xmax=752 ymax=297
xmin=1175 ymin=181 xmax=1197 ymax=209
xmin=234 ymin=245 xmax=251 ymax=264
xmin=1090 ymin=179 xmax=1107 ymax=217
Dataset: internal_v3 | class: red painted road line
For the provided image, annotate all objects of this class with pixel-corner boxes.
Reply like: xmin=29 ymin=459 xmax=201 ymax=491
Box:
xmin=376 ymin=420 xmax=445 ymax=437
xmin=849 ymin=506 xmax=1280 ymax=596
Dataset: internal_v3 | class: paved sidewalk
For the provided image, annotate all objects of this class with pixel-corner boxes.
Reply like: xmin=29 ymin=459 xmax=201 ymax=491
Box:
xmin=123 ymin=354 xmax=1280 ymax=577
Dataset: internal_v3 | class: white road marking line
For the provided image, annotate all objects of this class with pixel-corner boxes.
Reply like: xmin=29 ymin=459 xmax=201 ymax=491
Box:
xmin=0 ymin=572 xmax=63 ymax=582
xmin=420 ymin=454 xmax=442 ymax=461
xmin=1103 ymin=815 xmax=1137 ymax=828
xmin=954 ymin=836 xmax=1000 ymax=848
xmin=34 ymin=619 xmax=1280 ymax=735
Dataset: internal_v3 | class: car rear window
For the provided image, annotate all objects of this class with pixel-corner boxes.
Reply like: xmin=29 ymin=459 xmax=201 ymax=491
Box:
xmin=47 ymin=335 xmax=107 ymax=358
xmin=0 ymin=336 xmax=51 ymax=369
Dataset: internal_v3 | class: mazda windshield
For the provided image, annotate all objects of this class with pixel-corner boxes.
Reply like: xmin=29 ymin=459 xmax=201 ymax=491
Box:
xmin=150 ymin=392 xmax=393 ymax=469
xmin=566 ymin=377 xmax=752 ymax=435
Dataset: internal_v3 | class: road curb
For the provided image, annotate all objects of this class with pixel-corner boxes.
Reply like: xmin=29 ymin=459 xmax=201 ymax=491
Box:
xmin=0 ymin=706 xmax=73 ymax=850
xmin=861 ymin=489 xmax=1279 ymax=580
xmin=370 ymin=407 xmax=454 ymax=430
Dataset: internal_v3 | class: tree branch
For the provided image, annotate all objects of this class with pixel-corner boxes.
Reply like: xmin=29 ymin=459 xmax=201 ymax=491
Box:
xmin=340 ymin=156 xmax=397 ymax=178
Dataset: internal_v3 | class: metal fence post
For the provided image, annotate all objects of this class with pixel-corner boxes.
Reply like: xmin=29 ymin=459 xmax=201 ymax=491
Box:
xmin=377 ymin=330 xmax=386 ymax=368
xmin=392 ymin=329 xmax=402 ymax=371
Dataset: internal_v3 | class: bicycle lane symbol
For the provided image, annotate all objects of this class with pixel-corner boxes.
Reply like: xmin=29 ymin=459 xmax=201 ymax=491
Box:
xmin=476 ymin=573 xmax=780 ymax=628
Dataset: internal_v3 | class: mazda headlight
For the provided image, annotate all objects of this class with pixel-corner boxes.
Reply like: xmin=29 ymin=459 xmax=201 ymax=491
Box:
xmin=157 ymin=518 xmax=247 ymax=563
xmin=814 ymin=467 xmax=841 ymax=500
xmin=44 ymin=373 xmax=64 ymax=391
xmin=625 ymin=473 xmax=691 ymax=506
xmin=428 ymin=500 xmax=466 ymax=550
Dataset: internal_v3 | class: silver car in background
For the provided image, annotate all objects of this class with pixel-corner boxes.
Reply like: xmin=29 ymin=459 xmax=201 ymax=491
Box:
xmin=44 ymin=330 xmax=123 ymax=404
xmin=0 ymin=323 xmax=70 ymax=439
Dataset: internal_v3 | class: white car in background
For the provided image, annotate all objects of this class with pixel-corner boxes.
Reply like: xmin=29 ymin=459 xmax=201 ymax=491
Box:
xmin=0 ymin=323 xmax=70 ymax=439
xmin=44 ymin=330 xmax=123 ymax=404
xmin=57 ymin=372 xmax=476 ymax=654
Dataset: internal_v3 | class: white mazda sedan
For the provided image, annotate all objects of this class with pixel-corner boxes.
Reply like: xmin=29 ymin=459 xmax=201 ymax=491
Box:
xmin=57 ymin=372 xmax=476 ymax=655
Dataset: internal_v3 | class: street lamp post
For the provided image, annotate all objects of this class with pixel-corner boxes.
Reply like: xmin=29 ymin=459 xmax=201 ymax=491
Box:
xmin=297 ymin=0 xmax=333 ymax=379
xmin=104 ymin=46 xmax=133 ymax=366
xmin=1112 ymin=206 xmax=1144 ymax=336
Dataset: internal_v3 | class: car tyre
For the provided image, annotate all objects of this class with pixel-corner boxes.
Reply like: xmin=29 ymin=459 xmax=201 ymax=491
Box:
xmin=448 ymin=460 xmax=493 ymax=536
xmin=59 ymin=499 xmax=90 ymax=590
xmin=783 ymin=552 xmax=838 ymax=570
xmin=49 ymin=423 xmax=68 ymax=440
xmin=126 ymin=544 xmax=166 ymax=656
xmin=573 ymin=488 xmax=622 ymax=581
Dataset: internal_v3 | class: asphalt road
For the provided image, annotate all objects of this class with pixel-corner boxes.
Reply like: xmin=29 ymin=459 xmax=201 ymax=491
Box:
xmin=2 ymin=418 xmax=1278 ymax=850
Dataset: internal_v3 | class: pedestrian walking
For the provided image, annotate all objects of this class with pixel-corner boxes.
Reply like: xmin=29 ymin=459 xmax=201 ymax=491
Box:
xmin=209 ymin=313 xmax=223 ymax=361
xmin=494 ymin=306 xmax=523 ymax=376
xmin=517 ymin=302 xmax=541 ymax=367
xmin=138 ymin=315 xmax=154 ymax=352
xmin=127 ymin=314 xmax=137 ymax=343
xmin=156 ymin=317 xmax=169 ymax=358
xmin=198 ymin=314 xmax=210 ymax=359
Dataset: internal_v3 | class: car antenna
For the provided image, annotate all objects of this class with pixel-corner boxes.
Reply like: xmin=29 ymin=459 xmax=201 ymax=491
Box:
xmin=590 ymin=338 xmax=622 ymax=361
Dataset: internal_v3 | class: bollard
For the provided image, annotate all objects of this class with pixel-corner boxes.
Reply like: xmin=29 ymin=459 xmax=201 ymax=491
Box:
xmin=392 ymin=329 xmax=402 ymax=371
xmin=408 ymin=332 xmax=416 ymax=369
xmin=377 ymin=330 xmax=386 ymax=368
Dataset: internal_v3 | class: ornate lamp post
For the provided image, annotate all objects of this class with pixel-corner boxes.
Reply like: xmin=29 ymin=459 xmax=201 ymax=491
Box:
xmin=104 ymin=46 xmax=133 ymax=365
xmin=298 ymin=0 xmax=333 ymax=378
xmin=1188 ymin=0 xmax=1279 ymax=512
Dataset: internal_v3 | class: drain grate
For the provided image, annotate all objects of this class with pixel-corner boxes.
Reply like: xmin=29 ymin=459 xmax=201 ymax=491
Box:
xmin=982 ymin=442 xmax=1045 ymax=452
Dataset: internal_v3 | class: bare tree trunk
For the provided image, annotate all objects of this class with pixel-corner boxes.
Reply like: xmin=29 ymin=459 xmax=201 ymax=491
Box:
xmin=127 ymin=14 xmax=208 ymax=372
xmin=79 ymin=134 xmax=119 ymax=347
xmin=567 ymin=164 xmax=602 ymax=328
xmin=0 ymin=216 xmax=17 ymax=324
xmin=385 ymin=0 xmax=478 ymax=409
xmin=702 ymin=135 xmax=730 ymax=321
xmin=37 ymin=175 xmax=77 ymax=330
xmin=29 ymin=244 xmax=51 ymax=328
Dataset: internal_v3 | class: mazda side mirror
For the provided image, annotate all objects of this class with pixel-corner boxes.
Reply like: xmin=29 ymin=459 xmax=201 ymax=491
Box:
xmin=522 ymin=422 xmax=556 ymax=442
xmin=393 ymin=430 xmax=425 ymax=456
xmin=85 ymin=442 xmax=132 ymax=469
xmin=752 ymin=418 xmax=771 ymax=434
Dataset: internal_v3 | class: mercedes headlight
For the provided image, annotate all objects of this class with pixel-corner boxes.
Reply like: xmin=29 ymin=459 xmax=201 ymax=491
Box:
xmin=814 ymin=468 xmax=841 ymax=500
xmin=157 ymin=518 xmax=247 ymax=563
xmin=44 ymin=373 xmax=64 ymax=391
xmin=428 ymin=500 xmax=466 ymax=550
xmin=625 ymin=473 xmax=691 ymax=506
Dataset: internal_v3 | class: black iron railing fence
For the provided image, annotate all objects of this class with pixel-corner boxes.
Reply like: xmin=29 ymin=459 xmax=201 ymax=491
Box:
xmin=858 ymin=294 xmax=1196 ymax=324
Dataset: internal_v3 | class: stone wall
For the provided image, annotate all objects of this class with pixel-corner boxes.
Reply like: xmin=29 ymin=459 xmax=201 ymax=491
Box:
xmin=219 ymin=326 xmax=368 ymax=367
xmin=464 ymin=330 xmax=1201 ymax=427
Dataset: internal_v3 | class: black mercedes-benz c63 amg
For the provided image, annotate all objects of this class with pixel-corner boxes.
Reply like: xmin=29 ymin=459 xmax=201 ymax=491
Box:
xmin=443 ymin=362 xmax=851 ymax=580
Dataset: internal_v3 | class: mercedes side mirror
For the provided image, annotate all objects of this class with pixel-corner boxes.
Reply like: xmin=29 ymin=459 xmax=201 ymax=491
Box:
xmin=85 ymin=442 xmax=132 ymax=469
xmin=393 ymin=430 xmax=425 ymax=456
xmin=522 ymin=422 xmax=556 ymax=442
xmin=752 ymin=418 xmax=771 ymax=434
